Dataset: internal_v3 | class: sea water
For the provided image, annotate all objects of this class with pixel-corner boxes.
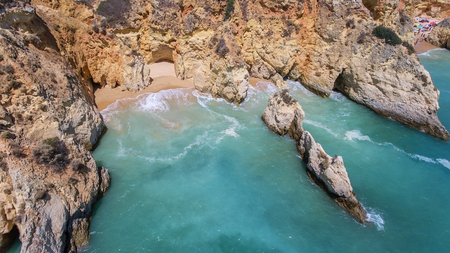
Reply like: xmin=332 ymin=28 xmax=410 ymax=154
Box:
xmin=7 ymin=50 xmax=450 ymax=253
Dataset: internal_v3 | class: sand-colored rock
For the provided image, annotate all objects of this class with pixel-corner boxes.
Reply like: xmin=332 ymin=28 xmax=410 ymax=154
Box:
xmin=261 ymin=89 xmax=305 ymax=141
xmin=22 ymin=0 xmax=448 ymax=139
xmin=0 ymin=3 xmax=110 ymax=252
xmin=428 ymin=18 xmax=450 ymax=49
xmin=262 ymin=90 xmax=367 ymax=223
xmin=297 ymin=131 xmax=367 ymax=223
xmin=35 ymin=5 xmax=152 ymax=92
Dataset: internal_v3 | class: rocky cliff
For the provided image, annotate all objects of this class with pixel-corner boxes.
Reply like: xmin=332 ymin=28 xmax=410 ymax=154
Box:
xmin=0 ymin=0 xmax=448 ymax=251
xmin=27 ymin=0 xmax=448 ymax=139
xmin=262 ymin=90 xmax=367 ymax=223
xmin=0 ymin=1 xmax=110 ymax=252
xmin=428 ymin=17 xmax=450 ymax=49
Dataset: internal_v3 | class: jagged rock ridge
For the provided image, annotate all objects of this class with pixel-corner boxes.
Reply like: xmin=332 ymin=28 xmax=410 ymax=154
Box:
xmin=262 ymin=89 xmax=367 ymax=223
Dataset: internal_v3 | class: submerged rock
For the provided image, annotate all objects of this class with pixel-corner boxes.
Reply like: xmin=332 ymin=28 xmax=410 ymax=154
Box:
xmin=262 ymin=90 xmax=367 ymax=223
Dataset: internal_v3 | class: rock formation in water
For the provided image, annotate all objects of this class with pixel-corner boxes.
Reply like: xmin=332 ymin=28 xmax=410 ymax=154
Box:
xmin=0 ymin=0 xmax=448 ymax=251
xmin=0 ymin=1 xmax=110 ymax=252
xmin=428 ymin=18 xmax=450 ymax=49
xmin=262 ymin=90 xmax=367 ymax=223
xmin=27 ymin=0 xmax=449 ymax=139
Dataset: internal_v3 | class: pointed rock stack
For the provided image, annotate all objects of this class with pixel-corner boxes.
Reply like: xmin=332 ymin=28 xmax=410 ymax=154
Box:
xmin=262 ymin=89 xmax=367 ymax=223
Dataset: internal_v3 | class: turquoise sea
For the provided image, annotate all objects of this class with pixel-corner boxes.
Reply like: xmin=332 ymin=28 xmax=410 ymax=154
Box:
xmin=7 ymin=50 xmax=450 ymax=252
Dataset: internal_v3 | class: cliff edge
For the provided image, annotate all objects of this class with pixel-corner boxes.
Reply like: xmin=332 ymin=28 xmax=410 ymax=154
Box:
xmin=0 ymin=2 xmax=110 ymax=252
xmin=28 ymin=0 xmax=449 ymax=139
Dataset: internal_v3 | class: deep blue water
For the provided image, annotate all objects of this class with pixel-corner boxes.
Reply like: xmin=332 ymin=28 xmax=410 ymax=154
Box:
xmin=7 ymin=50 xmax=450 ymax=253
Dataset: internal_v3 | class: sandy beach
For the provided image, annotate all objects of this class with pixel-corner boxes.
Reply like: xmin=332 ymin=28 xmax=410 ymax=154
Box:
xmin=414 ymin=41 xmax=440 ymax=54
xmin=95 ymin=63 xmax=272 ymax=111
xmin=95 ymin=62 xmax=194 ymax=111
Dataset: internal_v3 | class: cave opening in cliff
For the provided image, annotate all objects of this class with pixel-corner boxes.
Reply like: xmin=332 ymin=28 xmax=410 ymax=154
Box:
xmin=1 ymin=225 xmax=19 ymax=252
xmin=332 ymin=70 xmax=346 ymax=94
xmin=152 ymin=45 xmax=174 ymax=63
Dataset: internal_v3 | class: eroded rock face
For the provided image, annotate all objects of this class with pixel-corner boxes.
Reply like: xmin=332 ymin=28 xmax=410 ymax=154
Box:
xmin=0 ymin=3 xmax=110 ymax=252
xmin=297 ymin=131 xmax=367 ymax=223
xmin=261 ymin=89 xmax=305 ymax=141
xmin=428 ymin=18 xmax=450 ymax=49
xmin=262 ymin=90 xmax=367 ymax=223
xmin=27 ymin=0 xmax=449 ymax=139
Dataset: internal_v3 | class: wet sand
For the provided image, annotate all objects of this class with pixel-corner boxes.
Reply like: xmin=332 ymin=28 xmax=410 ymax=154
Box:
xmin=95 ymin=63 xmax=273 ymax=111
xmin=414 ymin=41 xmax=440 ymax=54
xmin=95 ymin=62 xmax=193 ymax=111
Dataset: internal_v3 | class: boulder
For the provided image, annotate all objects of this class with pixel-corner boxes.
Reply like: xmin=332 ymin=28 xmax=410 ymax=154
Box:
xmin=261 ymin=90 xmax=305 ymax=141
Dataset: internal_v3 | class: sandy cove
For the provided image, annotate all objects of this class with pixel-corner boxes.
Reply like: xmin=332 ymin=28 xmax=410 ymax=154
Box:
xmin=414 ymin=41 xmax=440 ymax=54
xmin=94 ymin=62 xmax=267 ymax=111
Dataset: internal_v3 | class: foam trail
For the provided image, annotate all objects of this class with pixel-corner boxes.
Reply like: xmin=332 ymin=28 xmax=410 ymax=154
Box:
xmin=286 ymin=80 xmax=316 ymax=97
xmin=138 ymin=132 xmax=211 ymax=162
xmin=329 ymin=91 xmax=347 ymax=102
xmin=137 ymin=88 xmax=194 ymax=112
xmin=417 ymin=48 xmax=447 ymax=57
xmin=344 ymin=130 xmax=371 ymax=142
xmin=304 ymin=119 xmax=339 ymax=137
xmin=365 ymin=208 xmax=385 ymax=231
xmin=437 ymin=159 xmax=450 ymax=170
xmin=254 ymin=81 xmax=279 ymax=95
xmin=344 ymin=130 xmax=450 ymax=169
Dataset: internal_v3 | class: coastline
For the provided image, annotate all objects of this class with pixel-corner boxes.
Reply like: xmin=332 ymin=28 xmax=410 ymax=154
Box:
xmin=95 ymin=76 xmax=194 ymax=111
xmin=95 ymin=62 xmax=194 ymax=111
xmin=414 ymin=41 xmax=440 ymax=54
xmin=95 ymin=64 xmax=270 ymax=111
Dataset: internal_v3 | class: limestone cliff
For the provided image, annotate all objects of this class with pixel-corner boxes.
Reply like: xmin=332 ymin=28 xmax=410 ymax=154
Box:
xmin=0 ymin=2 xmax=110 ymax=252
xmin=262 ymin=90 xmax=367 ymax=223
xmin=29 ymin=0 xmax=449 ymax=139
xmin=428 ymin=18 xmax=450 ymax=49
xmin=414 ymin=0 xmax=450 ymax=18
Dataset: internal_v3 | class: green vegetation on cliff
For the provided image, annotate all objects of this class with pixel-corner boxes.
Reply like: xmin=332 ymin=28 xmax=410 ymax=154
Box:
xmin=372 ymin=25 xmax=402 ymax=45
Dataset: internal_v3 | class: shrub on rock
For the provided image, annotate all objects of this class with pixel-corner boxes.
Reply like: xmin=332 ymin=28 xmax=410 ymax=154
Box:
xmin=372 ymin=25 xmax=402 ymax=45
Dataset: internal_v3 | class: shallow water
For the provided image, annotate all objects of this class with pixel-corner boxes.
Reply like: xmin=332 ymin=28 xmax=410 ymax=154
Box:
xmin=83 ymin=49 xmax=450 ymax=253
xmin=7 ymin=50 xmax=450 ymax=252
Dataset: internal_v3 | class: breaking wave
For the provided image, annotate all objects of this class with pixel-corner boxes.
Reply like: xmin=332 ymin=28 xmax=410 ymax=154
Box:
xmin=365 ymin=208 xmax=385 ymax=231
xmin=137 ymin=88 xmax=195 ymax=112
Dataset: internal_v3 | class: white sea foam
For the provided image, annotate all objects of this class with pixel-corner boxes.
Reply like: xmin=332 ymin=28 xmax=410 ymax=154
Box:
xmin=139 ymin=132 xmax=211 ymax=163
xmin=437 ymin=159 xmax=450 ymax=170
xmin=344 ymin=130 xmax=371 ymax=142
xmin=303 ymin=119 xmax=339 ymax=137
xmin=137 ymin=89 xmax=193 ymax=112
xmin=286 ymin=80 xmax=316 ymax=97
xmin=329 ymin=91 xmax=347 ymax=102
xmin=254 ymin=81 xmax=279 ymax=95
xmin=417 ymin=48 xmax=447 ymax=57
xmin=410 ymin=154 xmax=437 ymax=164
xmin=192 ymin=90 xmax=218 ymax=108
xmin=215 ymin=114 xmax=241 ymax=143
xmin=365 ymin=208 xmax=385 ymax=231
xmin=343 ymin=130 xmax=450 ymax=170
xmin=138 ymin=93 xmax=170 ymax=112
